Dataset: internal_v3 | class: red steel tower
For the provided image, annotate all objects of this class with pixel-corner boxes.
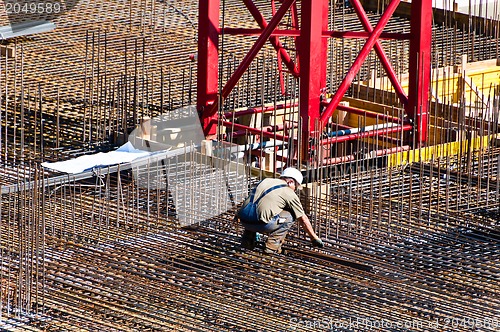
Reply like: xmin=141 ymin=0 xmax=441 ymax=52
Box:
xmin=197 ymin=0 xmax=432 ymax=162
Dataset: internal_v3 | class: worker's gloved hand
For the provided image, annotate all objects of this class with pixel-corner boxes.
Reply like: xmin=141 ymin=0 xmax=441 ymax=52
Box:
xmin=311 ymin=238 xmax=324 ymax=248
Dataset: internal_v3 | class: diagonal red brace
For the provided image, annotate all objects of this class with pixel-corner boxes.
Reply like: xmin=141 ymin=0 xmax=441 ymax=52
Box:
xmin=242 ymin=0 xmax=299 ymax=77
xmin=349 ymin=0 xmax=408 ymax=106
xmin=207 ymin=0 xmax=296 ymax=118
xmin=320 ymin=0 xmax=401 ymax=128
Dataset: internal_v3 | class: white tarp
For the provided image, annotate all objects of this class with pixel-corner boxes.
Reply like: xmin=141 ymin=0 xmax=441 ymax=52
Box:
xmin=41 ymin=142 xmax=152 ymax=174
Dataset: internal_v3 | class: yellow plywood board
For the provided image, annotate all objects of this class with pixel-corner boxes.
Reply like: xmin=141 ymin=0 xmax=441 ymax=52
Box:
xmin=387 ymin=134 xmax=495 ymax=167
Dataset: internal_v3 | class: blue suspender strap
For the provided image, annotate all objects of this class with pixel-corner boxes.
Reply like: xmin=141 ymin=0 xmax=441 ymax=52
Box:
xmin=239 ymin=183 xmax=287 ymax=224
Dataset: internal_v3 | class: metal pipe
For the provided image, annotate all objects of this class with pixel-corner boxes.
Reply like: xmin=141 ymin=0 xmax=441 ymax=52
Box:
xmin=325 ymin=122 xmax=401 ymax=137
xmin=319 ymin=123 xmax=412 ymax=145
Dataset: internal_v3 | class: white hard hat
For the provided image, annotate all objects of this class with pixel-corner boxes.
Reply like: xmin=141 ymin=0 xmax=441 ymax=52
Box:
xmin=280 ymin=167 xmax=304 ymax=190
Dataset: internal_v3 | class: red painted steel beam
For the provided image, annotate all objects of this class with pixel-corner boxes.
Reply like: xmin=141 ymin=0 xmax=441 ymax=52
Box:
xmin=320 ymin=146 xmax=410 ymax=165
xmin=222 ymin=28 xmax=410 ymax=40
xmin=324 ymin=126 xmax=407 ymax=145
xmin=332 ymin=103 xmax=404 ymax=123
xmin=230 ymin=123 xmax=298 ymax=137
xmin=206 ymin=0 xmax=295 ymax=119
xmin=319 ymin=123 xmax=412 ymax=144
xmin=320 ymin=0 xmax=401 ymax=128
xmin=324 ymin=121 xmax=405 ymax=145
xmin=275 ymin=145 xmax=411 ymax=166
xmin=217 ymin=119 xmax=290 ymax=141
xmin=320 ymin=0 xmax=329 ymax=98
xmin=241 ymin=0 xmax=299 ymax=77
xmin=349 ymin=0 xmax=408 ymax=106
xmin=325 ymin=31 xmax=410 ymax=40
xmin=319 ymin=0 xmax=329 ymax=105
xmin=298 ymin=0 xmax=329 ymax=160
xmin=408 ymin=0 xmax=432 ymax=145
xmin=197 ymin=0 xmax=220 ymax=137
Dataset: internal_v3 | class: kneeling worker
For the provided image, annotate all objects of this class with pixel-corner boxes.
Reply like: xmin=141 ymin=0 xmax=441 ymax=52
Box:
xmin=237 ymin=167 xmax=324 ymax=254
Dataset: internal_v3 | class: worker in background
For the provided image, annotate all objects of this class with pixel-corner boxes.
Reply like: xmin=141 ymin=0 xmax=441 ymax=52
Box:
xmin=237 ymin=167 xmax=324 ymax=254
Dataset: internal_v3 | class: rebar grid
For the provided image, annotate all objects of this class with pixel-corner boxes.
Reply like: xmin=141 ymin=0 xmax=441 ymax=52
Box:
xmin=0 ymin=144 xmax=497 ymax=330
xmin=0 ymin=0 xmax=499 ymax=330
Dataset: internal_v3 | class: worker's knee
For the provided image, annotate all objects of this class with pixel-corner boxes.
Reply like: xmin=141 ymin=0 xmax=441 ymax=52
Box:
xmin=279 ymin=210 xmax=293 ymax=222
xmin=278 ymin=210 xmax=294 ymax=225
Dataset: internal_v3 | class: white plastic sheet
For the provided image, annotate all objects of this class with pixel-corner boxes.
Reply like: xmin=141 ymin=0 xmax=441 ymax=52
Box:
xmin=41 ymin=142 xmax=151 ymax=174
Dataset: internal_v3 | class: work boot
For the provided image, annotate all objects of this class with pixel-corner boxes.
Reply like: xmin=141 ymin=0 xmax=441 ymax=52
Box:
xmin=263 ymin=246 xmax=282 ymax=255
xmin=240 ymin=230 xmax=258 ymax=250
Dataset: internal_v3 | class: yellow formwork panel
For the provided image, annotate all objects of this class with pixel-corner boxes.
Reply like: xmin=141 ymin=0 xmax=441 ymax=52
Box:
xmin=387 ymin=134 xmax=496 ymax=167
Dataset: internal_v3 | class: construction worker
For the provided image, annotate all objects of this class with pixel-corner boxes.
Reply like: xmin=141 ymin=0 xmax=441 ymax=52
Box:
xmin=237 ymin=167 xmax=324 ymax=254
